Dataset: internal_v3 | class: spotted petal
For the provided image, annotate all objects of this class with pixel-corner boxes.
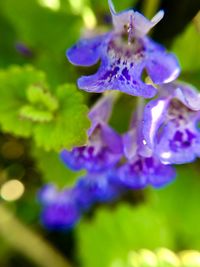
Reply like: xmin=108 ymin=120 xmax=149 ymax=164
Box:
xmin=156 ymin=121 xmax=200 ymax=164
xmin=60 ymin=122 xmax=122 ymax=172
xmin=78 ymin=52 xmax=157 ymax=98
xmin=118 ymin=155 xmax=176 ymax=189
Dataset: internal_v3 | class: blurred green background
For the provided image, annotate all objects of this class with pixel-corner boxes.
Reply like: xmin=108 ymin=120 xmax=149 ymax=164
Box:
xmin=0 ymin=0 xmax=200 ymax=266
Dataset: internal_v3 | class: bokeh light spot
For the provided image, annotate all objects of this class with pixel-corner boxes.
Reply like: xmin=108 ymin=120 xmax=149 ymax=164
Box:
xmin=0 ymin=179 xmax=25 ymax=201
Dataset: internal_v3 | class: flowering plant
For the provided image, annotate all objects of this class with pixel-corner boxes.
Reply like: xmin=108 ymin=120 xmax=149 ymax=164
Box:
xmin=38 ymin=0 xmax=200 ymax=229
xmin=0 ymin=0 xmax=199 ymax=267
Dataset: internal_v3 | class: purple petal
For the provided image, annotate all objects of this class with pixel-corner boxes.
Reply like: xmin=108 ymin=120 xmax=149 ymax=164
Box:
xmin=133 ymin=10 xmax=164 ymax=38
xmin=61 ymin=120 xmax=122 ymax=172
xmin=39 ymin=187 xmax=80 ymax=230
xmin=118 ymin=158 xmax=147 ymax=189
xmin=60 ymin=143 xmax=121 ymax=172
xmin=75 ymin=170 xmax=120 ymax=208
xmin=118 ymin=155 xmax=176 ymax=189
xmin=146 ymin=158 xmax=176 ymax=188
xmin=77 ymin=36 xmax=179 ymax=98
xmin=156 ymin=122 xmax=200 ymax=164
xmin=67 ymin=35 xmax=107 ymax=66
xmin=88 ymin=92 xmax=118 ymax=135
xmin=38 ymin=184 xmax=57 ymax=204
xmin=100 ymin=122 xmax=123 ymax=154
xmin=78 ymin=53 xmax=157 ymax=98
xmin=146 ymin=51 xmax=180 ymax=84
xmin=172 ymin=82 xmax=200 ymax=111
xmin=123 ymin=129 xmax=137 ymax=160
xmin=143 ymin=97 xmax=170 ymax=148
xmin=41 ymin=202 xmax=80 ymax=230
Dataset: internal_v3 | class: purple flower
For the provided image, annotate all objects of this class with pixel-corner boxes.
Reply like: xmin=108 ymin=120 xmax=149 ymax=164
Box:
xmin=143 ymin=81 xmax=200 ymax=164
xmin=117 ymin=126 xmax=176 ymax=188
xmin=38 ymin=185 xmax=80 ymax=230
xmin=74 ymin=169 xmax=121 ymax=210
xmin=118 ymin=155 xmax=176 ymax=189
xmin=67 ymin=0 xmax=180 ymax=98
xmin=61 ymin=93 xmax=123 ymax=172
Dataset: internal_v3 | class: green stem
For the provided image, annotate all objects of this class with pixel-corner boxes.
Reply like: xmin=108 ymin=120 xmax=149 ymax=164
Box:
xmin=0 ymin=204 xmax=73 ymax=267
xmin=141 ymin=0 xmax=160 ymax=18
xmin=135 ymin=97 xmax=145 ymax=126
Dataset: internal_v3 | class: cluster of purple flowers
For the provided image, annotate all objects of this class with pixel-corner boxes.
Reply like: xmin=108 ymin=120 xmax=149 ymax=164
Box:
xmin=38 ymin=0 xmax=200 ymax=230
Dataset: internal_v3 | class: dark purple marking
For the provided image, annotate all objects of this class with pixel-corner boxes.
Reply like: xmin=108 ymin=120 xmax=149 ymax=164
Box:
xmin=145 ymin=157 xmax=154 ymax=169
xmin=102 ymin=66 xmax=120 ymax=81
xmin=130 ymin=159 xmax=143 ymax=173
xmin=122 ymin=67 xmax=131 ymax=80
xmin=169 ymin=129 xmax=196 ymax=151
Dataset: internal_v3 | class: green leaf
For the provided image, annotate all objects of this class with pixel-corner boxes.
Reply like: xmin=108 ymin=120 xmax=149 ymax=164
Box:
xmin=33 ymin=84 xmax=90 ymax=151
xmin=19 ymin=85 xmax=59 ymax=122
xmin=172 ymin=14 xmax=200 ymax=72
xmin=77 ymin=203 xmax=175 ymax=267
xmin=150 ymin=164 xmax=200 ymax=250
xmin=19 ymin=105 xmax=54 ymax=122
xmin=1 ymin=0 xmax=83 ymax=52
xmin=0 ymin=65 xmax=47 ymax=137
xmin=0 ymin=66 xmax=90 ymax=151
xmin=31 ymin=146 xmax=85 ymax=188
xmin=27 ymin=85 xmax=58 ymax=112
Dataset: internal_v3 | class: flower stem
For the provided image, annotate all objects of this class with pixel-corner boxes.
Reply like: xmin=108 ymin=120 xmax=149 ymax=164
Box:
xmin=142 ymin=0 xmax=160 ymax=18
xmin=0 ymin=204 xmax=74 ymax=267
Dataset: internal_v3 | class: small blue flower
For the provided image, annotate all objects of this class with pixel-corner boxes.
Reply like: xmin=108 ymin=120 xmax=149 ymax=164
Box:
xmin=143 ymin=81 xmax=200 ymax=164
xmin=38 ymin=185 xmax=80 ymax=230
xmin=67 ymin=0 xmax=180 ymax=98
xmin=61 ymin=93 xmax=123 ymax=172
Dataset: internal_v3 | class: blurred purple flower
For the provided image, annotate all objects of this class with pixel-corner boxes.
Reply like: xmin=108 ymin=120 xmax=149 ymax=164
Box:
xmin=67 ymin=0 xmax=180 ymax=98
xmin=74 ymin=169 xmax=121 ymax=210
xmin=38 ymin=185 xmax=80 ymax=230
xmin=15 ymin=42 xmax=33 ymax=57
xmin=143 ymin=81 xmax=200 ymax=164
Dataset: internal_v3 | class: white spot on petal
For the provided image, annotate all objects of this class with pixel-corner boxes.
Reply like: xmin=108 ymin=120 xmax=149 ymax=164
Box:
xmin=163 ymin=67 xmax=180 ymax=83
xmin=161 ymin=152 xmax=171 ymax=159
xmin=143 ymin=139 xmax=147 ymax=145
